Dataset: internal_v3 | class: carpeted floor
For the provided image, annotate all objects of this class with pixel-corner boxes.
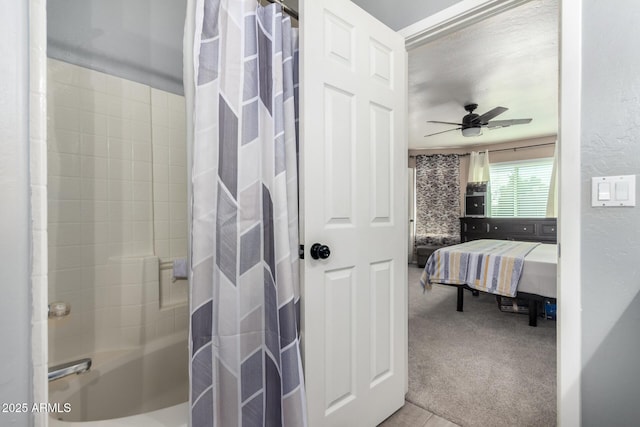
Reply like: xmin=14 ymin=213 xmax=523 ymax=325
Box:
xmin=407 ymin=264 xmax=557 ymax=427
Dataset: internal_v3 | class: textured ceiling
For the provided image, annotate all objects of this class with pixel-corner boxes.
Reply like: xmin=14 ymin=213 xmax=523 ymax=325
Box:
xmin=405 ymin=0 xmax=559 ymax=149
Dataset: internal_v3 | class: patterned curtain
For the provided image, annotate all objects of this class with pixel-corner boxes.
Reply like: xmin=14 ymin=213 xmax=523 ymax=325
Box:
xmin=189 ymin=1 xmax=306 ymax=426
xmin=415 ymin=154 xmax=461 ymax=247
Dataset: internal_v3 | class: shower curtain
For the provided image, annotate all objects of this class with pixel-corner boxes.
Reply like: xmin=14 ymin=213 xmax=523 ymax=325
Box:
xmin=188 ymin=1 xmax=306 ymax=426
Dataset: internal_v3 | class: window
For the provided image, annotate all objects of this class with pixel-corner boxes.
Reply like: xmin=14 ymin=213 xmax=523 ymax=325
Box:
xmin=489 ymin=158 xmax=554 ymax=217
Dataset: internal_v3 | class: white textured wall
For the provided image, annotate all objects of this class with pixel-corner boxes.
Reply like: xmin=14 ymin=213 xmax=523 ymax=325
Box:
xmin=581 ymin=1 xmax=640 ymax=425
xmin=0 ymin=1 xmax=32 ymax=425
xmin=47 ymin=60 xmax=188 ymax=364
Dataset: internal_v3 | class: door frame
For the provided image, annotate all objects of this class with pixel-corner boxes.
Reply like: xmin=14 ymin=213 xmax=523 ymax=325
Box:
xmin=398 ymin=0 xmax=582 ymax=425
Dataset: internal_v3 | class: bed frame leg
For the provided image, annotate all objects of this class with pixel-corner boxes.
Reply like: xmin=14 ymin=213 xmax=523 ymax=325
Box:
xmin=457 ymin=287 xmax=464 ymax=312
xmin=529 ymin=300 xmax=538 ymax=327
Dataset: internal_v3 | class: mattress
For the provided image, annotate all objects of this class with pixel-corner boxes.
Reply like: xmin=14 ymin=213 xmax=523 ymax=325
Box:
xmin=518 ymin=243 xmax=558 ymax=298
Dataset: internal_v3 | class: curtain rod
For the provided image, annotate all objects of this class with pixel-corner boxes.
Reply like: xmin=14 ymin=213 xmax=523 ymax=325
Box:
xmin=264 ymin=0 xmax=299 ymax=20
xmin=409 ymin=142 xmax=556 ymax=158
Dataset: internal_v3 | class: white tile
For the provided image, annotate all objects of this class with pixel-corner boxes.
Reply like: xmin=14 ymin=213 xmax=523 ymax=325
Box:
xmin=48 ymin=152 xmax=81 ymax=177
xmin=121 ymin=285 xmax=145 ymax=306
xmin=153 ymin=163 xmax=170 ymax=184
xmin=51 ymin=82 xmax=80 ymax=108
xmin=49 ymin=222 xmax=82 ymax=247
xmin=132 ymin=142 xmax=152 ymax=162
xmin=151 ymin=88 xmax=168 ymax=108
xmin=155 ymin=240 xmax=170 ymax=259
xmin=51 ymin=106 xmax=80 ymax=131
xmin=108 ymin=117 xmax=132 ymax=140
xmin=153 ymin=181 xmax=169 ymax=202
xmin=94 ymin=286 xmax=121 ymax=309
xmin=157 ymin=311 xmax=175 ymax=336
xmin=153 ymin=145 xmax=170 ymax=165
xmin=170 ymin=220 xmax=187 ymax=239
xmin=169 ymin=201 xmax=188 ymax=221
xmin=80 ymin=244 xmax=110 ymax=267
xmin=109 ymin=220 xmax=133 ymax=244
xmin=48 ymin=200 xmax=82 ymax=223
xmin=49 ymin=245 xmax=83 ymax=270
xmin=49 ymin=268 xmax=82 ymax=294
xmin=166 ymin=93 xmax=185 ymax=112
xmin=81 ymin=156 xmax=108 ymax=179
xmin=152 ymin=126 xmax=172 ymax=146
xmin=105 ymin=75 xmax=124 ymax=96
xmin=154 ymin=221 xmax=170 ymax=240
xmin=132 ymin=181 xmax=153 ymax=201
xmin=108 ymin=138 xmax=132 ymax=160
xmin=82 ymin=222 xmax=110 ymax=245
xmin=132 ymin=121 xmax=152 ymax=143
xmin=109 ymin=159 xmax=133 ymax=181
xmin=80 ymin=133 xmax=108 ymax=158
xmin=51 ymin=128 xmax=80 ymax=154
xmin=132 ymin=101 xmax=151 ymax=123
xmin=132 ymin=200 xmax=152 ymax=222
xmin=80 ymin=111 xmax=108 ymax=136
xmin=122 ymin=79 xmax=150 ymax=103
xmin=74 ymin=65 xmax=108 ymax=92
xmin=109 ymin=201 xmax=133 ymax=222
xmin=154 ymin=202 xmax=170 ymax=221
xmin=169 ymin=164 xmax=187 ymax=184
xmin=132 ymin=161 xmax=152 ymax=182
xmin=49 ymin=176 xmax=82 ymax=200
xmin=170 ymin=239 xmax=187 ymax=258
xmin=121 ymin=306 xmax=143 ymax=326
xmin=169 ymin=146 xmax=187 ymax=166
xmin=82 ymin=200 xmax=110 ymax=223
xmin=169 ymin=183 xmax=187 ymax=203
xmin=152 ymin=105 xmax=170 ymax=125
xmin=133 ymin=222 xmax=153 ymax=243
xmin=108 ymin=180 xmax=133 ymax=201
xmin=79 ymin=88 xmax=108 ymax=114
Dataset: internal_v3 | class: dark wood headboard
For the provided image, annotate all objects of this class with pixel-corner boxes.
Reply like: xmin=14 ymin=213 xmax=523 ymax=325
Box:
xmin=460 ymin=217 xmax=557 ymax=244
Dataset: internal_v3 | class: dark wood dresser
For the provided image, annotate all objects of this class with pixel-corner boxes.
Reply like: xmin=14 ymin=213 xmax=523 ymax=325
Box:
xmin=460 ymin=217 xmax=557 ymax=243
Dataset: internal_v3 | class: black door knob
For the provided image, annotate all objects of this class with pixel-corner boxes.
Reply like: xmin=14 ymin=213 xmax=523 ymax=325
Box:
xmin=310 ymin=243 xmax=331 ymax=260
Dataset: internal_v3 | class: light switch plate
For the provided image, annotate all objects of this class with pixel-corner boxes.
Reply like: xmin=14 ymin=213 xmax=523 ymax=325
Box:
xmin=591 ymin=175 xmax=636 ymax=207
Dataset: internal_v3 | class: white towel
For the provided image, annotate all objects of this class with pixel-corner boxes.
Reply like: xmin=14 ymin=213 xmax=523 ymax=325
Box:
xmin=173 ymin=258 xmax=188 ymax=280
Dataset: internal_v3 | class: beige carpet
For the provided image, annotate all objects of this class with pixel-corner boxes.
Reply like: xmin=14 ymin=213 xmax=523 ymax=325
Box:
xmin=407 ymin=264 xmax=557 ymax=427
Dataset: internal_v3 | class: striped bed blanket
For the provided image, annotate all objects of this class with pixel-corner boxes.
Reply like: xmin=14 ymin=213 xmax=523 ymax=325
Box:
xmin=420 ymin=239 xmax=541 ymax=297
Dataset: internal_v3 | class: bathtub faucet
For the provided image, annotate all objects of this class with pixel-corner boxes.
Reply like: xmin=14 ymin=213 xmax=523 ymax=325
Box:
xmin=48 ymin=358 xmax=92 ymax=382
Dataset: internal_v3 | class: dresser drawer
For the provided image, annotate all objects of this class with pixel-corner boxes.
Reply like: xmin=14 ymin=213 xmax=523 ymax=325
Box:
xmin=487 ymin=221 xmax=535 ymax=236
xmin=465 ymin=222 xmax=487 ymax=233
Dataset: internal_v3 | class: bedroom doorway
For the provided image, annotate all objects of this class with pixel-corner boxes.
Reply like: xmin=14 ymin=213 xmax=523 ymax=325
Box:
xmin=398 ymin=0 xmax=578 ymax=424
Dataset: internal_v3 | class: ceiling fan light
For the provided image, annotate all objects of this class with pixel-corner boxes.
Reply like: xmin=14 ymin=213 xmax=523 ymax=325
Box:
xmin=462 ymin=127 xmax=482 ymax=137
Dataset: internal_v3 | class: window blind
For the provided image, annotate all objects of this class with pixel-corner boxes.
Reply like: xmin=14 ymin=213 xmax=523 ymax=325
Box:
xmin=489 ymin=158 xmax=554 ymax=217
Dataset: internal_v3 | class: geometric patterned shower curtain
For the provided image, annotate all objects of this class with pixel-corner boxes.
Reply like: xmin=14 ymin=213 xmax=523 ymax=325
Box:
xmin=415 ymin=154 xmax=461 ymax=247
xmin=189 ymin=1 xmax=306 ymax=425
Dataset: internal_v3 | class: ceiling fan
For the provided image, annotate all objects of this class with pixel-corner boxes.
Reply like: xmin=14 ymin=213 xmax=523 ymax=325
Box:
xmin=425 ymin=103 xmax=532 ymax=137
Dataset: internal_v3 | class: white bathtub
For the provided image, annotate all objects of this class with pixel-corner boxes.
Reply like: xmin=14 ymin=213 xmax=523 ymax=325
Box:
xmin=49 ymin=333 xmax=189 ymax=426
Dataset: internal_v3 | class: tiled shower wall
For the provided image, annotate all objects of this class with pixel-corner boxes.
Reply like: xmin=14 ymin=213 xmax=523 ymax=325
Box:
xmin=47 ymin=59 xmax=188 ymax=364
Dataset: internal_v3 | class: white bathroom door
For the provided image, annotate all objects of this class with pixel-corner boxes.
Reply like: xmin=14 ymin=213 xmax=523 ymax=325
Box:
xmin=300 ymin=0 xmax=408 ymax=425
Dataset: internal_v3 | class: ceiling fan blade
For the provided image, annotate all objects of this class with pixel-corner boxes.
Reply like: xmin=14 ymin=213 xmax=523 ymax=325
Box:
xmin=424 ymin=127 xmax=462 ymax=137
xmin=486 ymin=118 xmax=533 ymax=128
xmin=474 ymin=106 xmax=508 ymax=124
xmin=427 ymin=120 xmax=464 ymax=126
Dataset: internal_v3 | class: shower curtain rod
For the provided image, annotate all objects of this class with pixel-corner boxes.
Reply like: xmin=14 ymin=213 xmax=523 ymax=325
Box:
xmin=264 ymin=0 xmax=299 ymax=20
xmin=410 ymin=142 xmax=556 ymax=157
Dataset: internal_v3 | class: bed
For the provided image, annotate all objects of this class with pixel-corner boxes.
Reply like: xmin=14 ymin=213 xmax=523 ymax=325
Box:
xmin=420 ymin=239 xmax=557 ymax=326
